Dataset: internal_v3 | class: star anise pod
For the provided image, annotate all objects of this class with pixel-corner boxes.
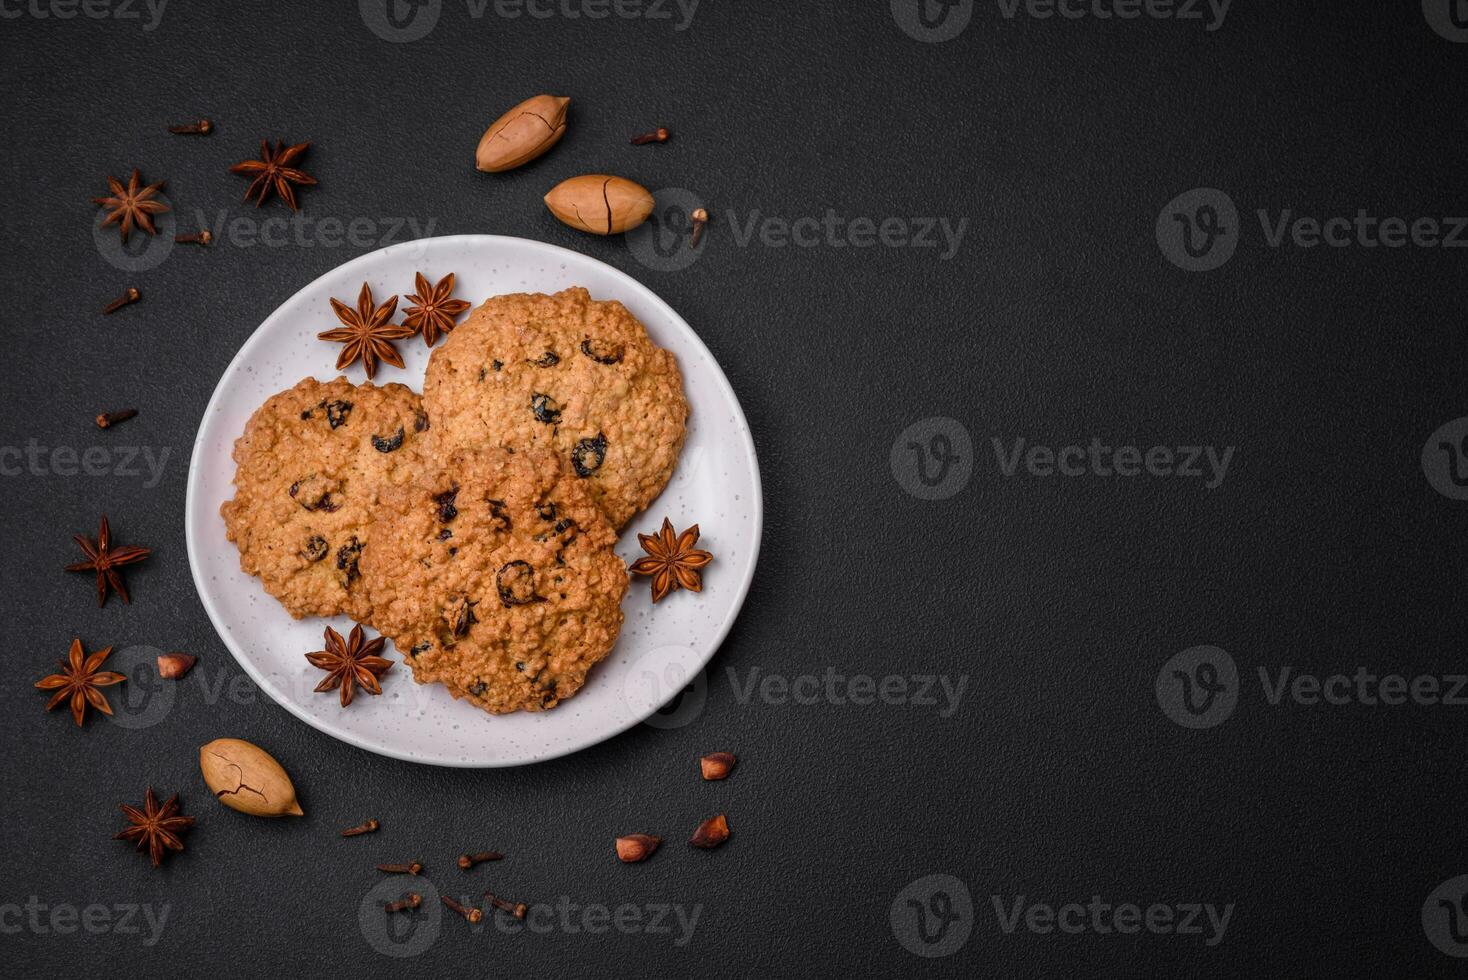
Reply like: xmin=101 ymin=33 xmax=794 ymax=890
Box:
xmin=113 ymin=787 xmax=195 ymax=868
xmin=35 ymin=638 xmax=125 ymax=727
xmin=92 ymin=169 xmax=170 ymax=243
xmin=318 ymin=283 xmax=414 ymax=379
xmin=306 ymin=624 xmax=394 ymax=707
xmin=403 ymin=272 xmax=471 ymax=347
xmin=630 ymin=518 xmax=713 ymax=603
xmin=229 ymin=139 xmax=317 ymax=211
xmin=65 ymin=514 xmax=151 ymax=606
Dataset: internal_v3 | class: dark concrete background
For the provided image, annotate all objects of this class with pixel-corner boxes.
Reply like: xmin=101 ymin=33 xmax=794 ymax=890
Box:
xmin=4 ymin=0 xmax=1467 ymax=975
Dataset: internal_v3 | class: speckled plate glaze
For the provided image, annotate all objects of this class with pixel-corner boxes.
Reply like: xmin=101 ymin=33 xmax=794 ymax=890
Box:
xmin=185 ymin=235 xmax=761 ymax=767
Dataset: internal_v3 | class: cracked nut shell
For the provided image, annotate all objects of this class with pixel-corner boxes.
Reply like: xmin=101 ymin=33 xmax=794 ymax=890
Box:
xmin=476 ymin=94 xmax=570 ymax=173
xmin=199 ymin=737 xmax=304 ymax=817
xmin=157 ymin=653 xmax=197 ymax=679
xmin=615 ymin=834 xmax=661 ymax=863
xmin=689 ymin=814 xmax=729 ymax=849
xmin=544 ymin=174 xmax=655 ymax=235
xmin=700 ymin=752 xmax=736 ymax=780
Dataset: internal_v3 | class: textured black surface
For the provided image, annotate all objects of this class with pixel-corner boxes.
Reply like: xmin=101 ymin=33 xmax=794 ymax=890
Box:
xmin=4 ymin=1 xmax=1468 ymax=975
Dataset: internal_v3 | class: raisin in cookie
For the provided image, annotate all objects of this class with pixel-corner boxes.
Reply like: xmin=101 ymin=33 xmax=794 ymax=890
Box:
xmin=422 ymin=287 xmax=688 ymax=528
xmin=220 ymin=376 xmax=429 ymax=621
xmin=361 ymin=446 xmax=627 ymax=714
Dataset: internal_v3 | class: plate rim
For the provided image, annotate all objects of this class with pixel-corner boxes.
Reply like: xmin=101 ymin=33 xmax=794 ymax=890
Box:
xmin=184 ymin=233 xmax=762 ymax=768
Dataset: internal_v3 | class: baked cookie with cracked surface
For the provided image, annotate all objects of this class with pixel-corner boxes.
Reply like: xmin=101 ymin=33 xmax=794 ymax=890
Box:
xmin=422 ymin=287 xmax=688 ymax=528
xmin=220 ymin=376 xmax=429 ymax=621
xmin=361 ymin=446 xmax=627 ymax=714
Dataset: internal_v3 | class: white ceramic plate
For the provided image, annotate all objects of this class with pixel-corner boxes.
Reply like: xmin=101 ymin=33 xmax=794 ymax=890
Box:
xmin=185 ymin=235 xmax=761 ymax=767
